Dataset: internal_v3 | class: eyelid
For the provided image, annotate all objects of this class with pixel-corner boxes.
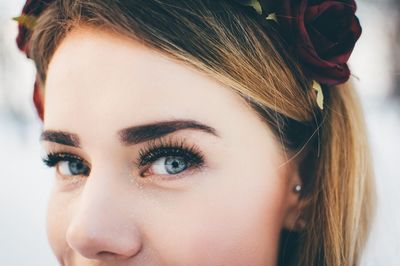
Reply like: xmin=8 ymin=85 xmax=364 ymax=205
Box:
xmin=41 ymin=143 xmax=90 ymax=163
xmin=135 ymin=137 xmax=204 ymax=165
xmin=42 ymin=151 xmax=91 ymax=172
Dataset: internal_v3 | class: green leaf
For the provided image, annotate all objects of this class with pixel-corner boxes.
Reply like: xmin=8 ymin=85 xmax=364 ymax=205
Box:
xmin=312 ymin=80 xmax=324 ymax=110
xmin=12 ymin=15 xmax=38 ymax=30
xmin=266 ymin=12 xmax=277 ymax=22
xmin=235 ymin=0 xmax=263 ymax=15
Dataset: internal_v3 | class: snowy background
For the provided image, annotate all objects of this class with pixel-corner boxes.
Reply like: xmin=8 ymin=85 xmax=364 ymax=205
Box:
xmin=0 ymin=0 xmax=399 ymax=265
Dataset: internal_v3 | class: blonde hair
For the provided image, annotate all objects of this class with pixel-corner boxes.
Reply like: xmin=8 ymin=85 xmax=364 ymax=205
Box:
xmin=29 ymin=0 xmax=375 ymax=265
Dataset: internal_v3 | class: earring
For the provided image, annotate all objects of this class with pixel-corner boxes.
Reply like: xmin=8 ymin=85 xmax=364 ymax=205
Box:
xmin=294 ymin=184 xmax=302 ymax=193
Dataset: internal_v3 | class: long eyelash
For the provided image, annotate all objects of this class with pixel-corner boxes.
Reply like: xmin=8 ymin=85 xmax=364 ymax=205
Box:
xmin=42 ymin=152 xmax=86 ymax=168
xmin=134 ymin=137 xmax=205 ymax=170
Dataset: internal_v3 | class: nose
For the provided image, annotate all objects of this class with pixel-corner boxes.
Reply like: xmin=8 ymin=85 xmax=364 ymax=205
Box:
xmin=66 ymin=170 xmax=143 ymax=260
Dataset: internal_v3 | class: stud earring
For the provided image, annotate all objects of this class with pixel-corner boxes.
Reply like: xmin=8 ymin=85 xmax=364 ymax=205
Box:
xmin=294 ymin=184 xmax=302 ymax=193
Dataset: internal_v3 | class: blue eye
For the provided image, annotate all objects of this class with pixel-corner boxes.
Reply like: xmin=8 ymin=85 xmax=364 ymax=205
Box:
xmin=136 ymin=138 xmax=205 ymax=178
xmin=42 ymin=153 xmax=90 ymax=177
xmin=148 ymin=156 xmax=188 ymax=175
xmin=42 ymin=138 xmax=205 ymax=180
xmin=57 ymin=160 xmax=89 ymax=176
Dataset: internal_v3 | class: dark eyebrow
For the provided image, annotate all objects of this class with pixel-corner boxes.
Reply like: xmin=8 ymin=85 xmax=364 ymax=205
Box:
xmin=118 ymin=119 xmax=219 ymax=145
xmin=40 ymin=130 xmax=81 ymax=147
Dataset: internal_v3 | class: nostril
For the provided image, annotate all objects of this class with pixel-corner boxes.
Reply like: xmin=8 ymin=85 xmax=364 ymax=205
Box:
xmin=98 ymin=251 xmax=114 ymax=256
xmin=96 ymin=250 xmax=133 ymax=261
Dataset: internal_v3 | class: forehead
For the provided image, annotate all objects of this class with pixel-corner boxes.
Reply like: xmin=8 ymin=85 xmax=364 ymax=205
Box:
xmin=42 ymin=25 xmax=280 ymax=155
xmin=44 ymin=26 xmax=246 ymax=128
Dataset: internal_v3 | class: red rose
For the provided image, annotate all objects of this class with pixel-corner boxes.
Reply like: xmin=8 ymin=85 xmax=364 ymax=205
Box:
xmin=275 ymin=0 xmax=362 ymax=85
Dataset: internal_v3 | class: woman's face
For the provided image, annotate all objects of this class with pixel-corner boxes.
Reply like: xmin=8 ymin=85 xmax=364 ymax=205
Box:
xmin=41 ymin=26 xmax=302 ymax=266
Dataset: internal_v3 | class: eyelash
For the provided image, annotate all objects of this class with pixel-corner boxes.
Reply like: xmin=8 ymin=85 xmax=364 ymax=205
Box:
xmin=41 ymin=138 xmax=205 ymax=179
xmin=42 ymin=153 xmax=91 ymax=176
xmin=134 ymin=137 xmax=205 ymax=177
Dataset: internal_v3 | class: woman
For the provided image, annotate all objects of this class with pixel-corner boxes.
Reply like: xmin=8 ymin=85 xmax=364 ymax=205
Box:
xmin=15 ymin=0 xmax=375 ymax=265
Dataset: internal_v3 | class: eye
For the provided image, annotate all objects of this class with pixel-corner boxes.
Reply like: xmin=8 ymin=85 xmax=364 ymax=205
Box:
xmin=58 ymin=159 xmax=89 ymax=176
xmin=42 ymin=152 xmax=91 ymax=177
xmin=136 ymin=138 xmax=205 ymax=178
xmin=146 ymin=156 xmax=191 ymax=176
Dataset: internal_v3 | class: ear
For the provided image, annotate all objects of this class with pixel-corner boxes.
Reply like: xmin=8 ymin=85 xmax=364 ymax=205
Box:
xmin=281 ymin=159 xmax=306 ymax=232
xmin=33 ymin=77 xmax=45 ymax=122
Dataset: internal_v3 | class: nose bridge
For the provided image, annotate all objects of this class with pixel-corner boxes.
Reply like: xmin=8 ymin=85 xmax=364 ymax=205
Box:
xmin=66 ymin=167 xmax=142 ymax=260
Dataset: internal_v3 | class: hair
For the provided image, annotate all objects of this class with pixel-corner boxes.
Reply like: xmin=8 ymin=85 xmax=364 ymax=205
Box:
xmin=28 ymin=0 xmax=375 ymax=265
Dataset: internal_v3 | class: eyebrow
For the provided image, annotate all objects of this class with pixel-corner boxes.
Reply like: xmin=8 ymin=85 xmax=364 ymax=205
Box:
xmin=40 ymin=119 xmax=219 ymax=147
xmin=118 ymin=119 xmax=219 ymax=145
xmin=40 ymin=130 xmax=81 ymax=147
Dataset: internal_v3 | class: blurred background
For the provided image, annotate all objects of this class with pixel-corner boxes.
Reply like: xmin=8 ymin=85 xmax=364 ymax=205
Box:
xmin=0 ymin=0 xmax=399 ymax=265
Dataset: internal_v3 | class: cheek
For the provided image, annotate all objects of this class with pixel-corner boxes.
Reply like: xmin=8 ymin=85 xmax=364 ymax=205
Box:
xmin=46 ymin=189 xmax=75 ymax=262
xmin=148 ymin=165 xmax=286 ymax=265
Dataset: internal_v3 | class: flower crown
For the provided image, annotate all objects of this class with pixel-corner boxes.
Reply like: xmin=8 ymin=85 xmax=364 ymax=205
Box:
xmin=14 ymin=0 xmax=362 ymax=120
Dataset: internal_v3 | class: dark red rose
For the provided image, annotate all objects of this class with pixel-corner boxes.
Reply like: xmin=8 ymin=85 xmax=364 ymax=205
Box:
xmin=275 ymin=0 xmax=362 ymax=85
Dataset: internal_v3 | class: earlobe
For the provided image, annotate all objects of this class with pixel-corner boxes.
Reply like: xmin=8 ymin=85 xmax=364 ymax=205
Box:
xmin=282 ymin=184 xmax=306 ymax=231
xmin=282 ymin=163 xmax=306 ymax=231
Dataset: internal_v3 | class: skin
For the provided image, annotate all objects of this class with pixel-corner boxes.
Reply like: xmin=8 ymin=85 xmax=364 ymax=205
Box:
xmin=41 ymin=25 xmax=303 ymax=266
